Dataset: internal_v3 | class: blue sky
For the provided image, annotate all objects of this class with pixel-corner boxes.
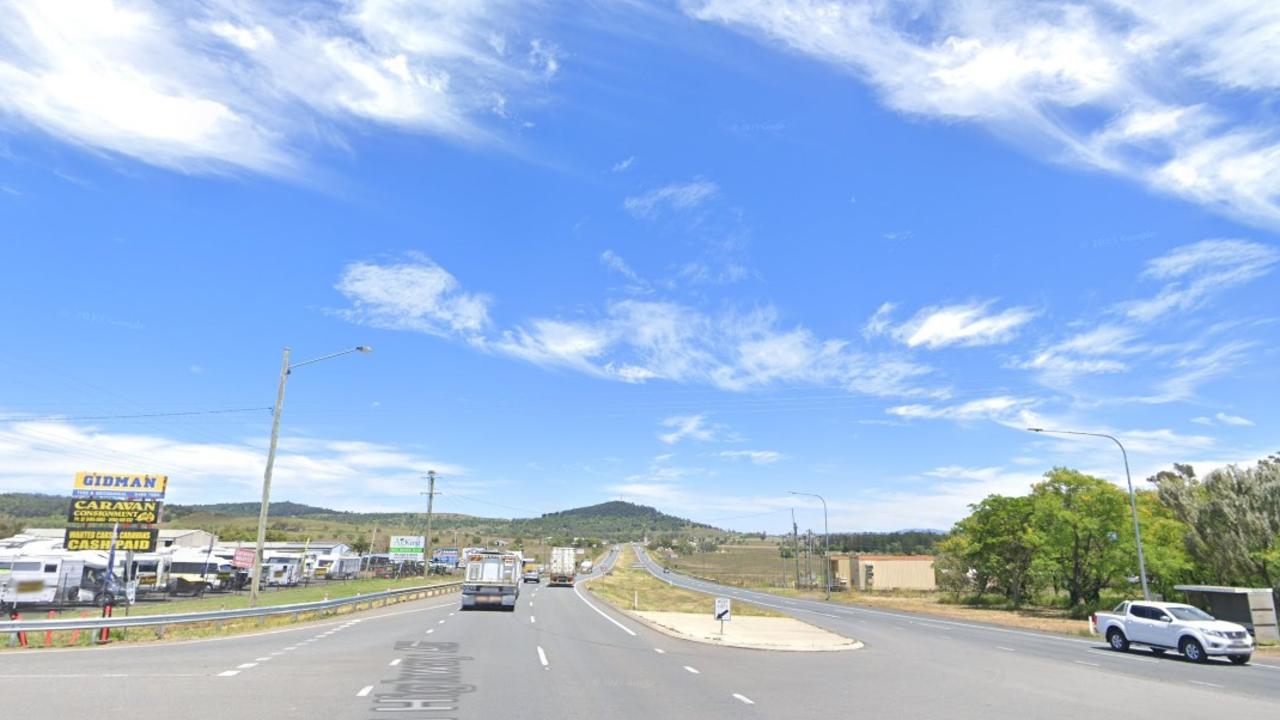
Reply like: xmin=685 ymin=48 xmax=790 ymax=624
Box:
xmin=1 ymin=1 xmax=1277 ymax=532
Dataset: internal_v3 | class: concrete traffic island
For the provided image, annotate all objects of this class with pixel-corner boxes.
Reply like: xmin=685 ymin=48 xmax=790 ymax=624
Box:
xmin=627 ymin=610 xmax=863 ymax=651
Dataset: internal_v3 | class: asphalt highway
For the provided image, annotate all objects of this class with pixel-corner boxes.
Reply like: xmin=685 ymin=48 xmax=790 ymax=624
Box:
xmin=0 ymin=545 xmax=1275 ymax=719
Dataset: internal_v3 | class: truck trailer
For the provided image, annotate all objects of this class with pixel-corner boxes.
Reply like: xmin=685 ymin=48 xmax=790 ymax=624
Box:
xmin=548 ymin=546 xmax=577 ymax=586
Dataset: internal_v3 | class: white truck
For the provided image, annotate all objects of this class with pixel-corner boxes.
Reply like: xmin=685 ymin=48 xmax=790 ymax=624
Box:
xmin=460 ymin=550 xmax=521 ymax=611
xmin=579 ymin=559 xmax=593 ymax=574
xmin=1091 ymin=600 xmax=1254 ymax=664
xmin=548 ymin=546 xmax=577 ymax=586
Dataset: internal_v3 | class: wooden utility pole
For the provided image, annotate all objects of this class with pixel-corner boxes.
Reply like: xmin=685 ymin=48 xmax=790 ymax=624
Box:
xmin=422 ymin=471 xmax=437 ymax=577
xmin=792 ymin=509 xmax=800 ymax=590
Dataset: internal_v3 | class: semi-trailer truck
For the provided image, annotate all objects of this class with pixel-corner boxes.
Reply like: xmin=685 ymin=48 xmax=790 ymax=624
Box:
xmin=548 ymin=546 xmax=577 ymax=586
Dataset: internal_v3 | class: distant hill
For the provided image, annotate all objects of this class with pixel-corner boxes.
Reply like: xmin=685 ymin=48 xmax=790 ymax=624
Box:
xmin=0 ymin=495 xmax=715 ymax=546
xmin=510 ymin=501 xmax=714 ymax=540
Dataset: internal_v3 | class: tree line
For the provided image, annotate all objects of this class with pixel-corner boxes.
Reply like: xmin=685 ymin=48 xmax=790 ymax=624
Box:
xmin=936 ymin=455 xmax=1280 ymax=614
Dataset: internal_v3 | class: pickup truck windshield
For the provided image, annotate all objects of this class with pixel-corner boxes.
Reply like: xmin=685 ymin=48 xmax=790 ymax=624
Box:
xmin=1168 ymin=607 xmax=1215 ymax=621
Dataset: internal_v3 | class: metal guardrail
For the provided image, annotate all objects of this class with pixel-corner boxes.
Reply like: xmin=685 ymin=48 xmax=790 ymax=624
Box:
xmin=2 ymin=581 xmax=462 ymax=635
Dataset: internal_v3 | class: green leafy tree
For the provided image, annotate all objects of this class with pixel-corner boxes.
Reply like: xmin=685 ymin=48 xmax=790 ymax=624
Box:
xmin=1031 ymin=468 xmax=1130 ymax=607
xmin=1133 ymin=491 xmax=1198 ymax=599
xmin=934 ymin=533 xmax=974 ymax=600
xmin=1149 ymin=457 xmax=1280 ymax=604
xmin=954 ymin=494 xmax=1040 ymax=606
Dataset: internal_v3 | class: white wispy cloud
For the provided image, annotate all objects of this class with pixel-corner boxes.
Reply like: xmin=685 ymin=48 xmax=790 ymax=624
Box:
xmin=611 ymin=155 xmax=634 ymax=173
xmin=658 ymin=414 xmax=718 ymax=445
xmin=0 ymin=418 xmax=465 ymax=507
xmin=623 ymin=178 xmax=719 ymax=218
xmin=600 ymin=249 xmax=646 ymax=286
xmin=685 ymin=1 xmax=1280 ymax=227
xmin=868 ymin=300 xmax=1037 ymax=349
xmin=0 ymin=0 xmax=554 ymax=174
xmin=718 ymin=449 xmax=783 ymax=464
xmin=1215 ymin=412 xmax=1254 ymax=427
xmin=1120 ymin=239 xmax=1279 ymax=322
xmin=887 ymin=395 xmax=1035 ymax=423
xmin=334 ymin=255 xmax=492 ymax=337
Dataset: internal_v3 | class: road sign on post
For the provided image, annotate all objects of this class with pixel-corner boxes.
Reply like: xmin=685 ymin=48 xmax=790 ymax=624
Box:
xmin=714 ymin=596 xmax=731 ymax=635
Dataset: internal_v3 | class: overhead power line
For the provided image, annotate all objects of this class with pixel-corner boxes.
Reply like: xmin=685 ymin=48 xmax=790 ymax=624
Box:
xmin=0 ymin=406 xmax=272 ymax=423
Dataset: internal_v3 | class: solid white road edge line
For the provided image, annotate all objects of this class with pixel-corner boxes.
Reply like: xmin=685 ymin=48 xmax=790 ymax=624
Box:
xmin=572 ymin=582 xmax=638 ymax=636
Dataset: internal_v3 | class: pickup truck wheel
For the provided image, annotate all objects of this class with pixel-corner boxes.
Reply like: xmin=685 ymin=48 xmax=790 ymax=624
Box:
xmin=1180 ymin=637 xmax=1207 ymax=663
xmin=1229 ymin=654 xmax=1250 ymax=665
xmin=1106 ymin=628 xmax=1129 ymax=652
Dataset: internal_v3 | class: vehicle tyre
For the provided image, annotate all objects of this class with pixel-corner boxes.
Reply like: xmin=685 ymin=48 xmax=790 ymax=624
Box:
xmin=93 ymin=592 xmax=114 ymax=607
xmin=1180 ymin=637 xmax=1208 ymax=663
xmin=1229 ymin=654 xmax=1250 ymax=665
xmin=1106 ymin=628 xmax=1129 ymax=652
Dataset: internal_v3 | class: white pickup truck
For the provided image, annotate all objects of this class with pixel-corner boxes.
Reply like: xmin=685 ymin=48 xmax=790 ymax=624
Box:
xmin=1090 ymin=600 xmax=1254 ymax=664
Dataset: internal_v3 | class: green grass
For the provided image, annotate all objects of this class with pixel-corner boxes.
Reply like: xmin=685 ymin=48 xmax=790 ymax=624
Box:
xmin=4 ymin=576 xmax=460 ymax=651
xmin=123 ymin=575 xmax=456 ymax=616
xmin=587 ymin=547 xmax=781 ymax=617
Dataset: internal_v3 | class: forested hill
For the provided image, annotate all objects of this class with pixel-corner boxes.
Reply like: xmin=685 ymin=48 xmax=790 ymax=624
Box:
xmin=511 ymin=501 xmax=714 ymax=539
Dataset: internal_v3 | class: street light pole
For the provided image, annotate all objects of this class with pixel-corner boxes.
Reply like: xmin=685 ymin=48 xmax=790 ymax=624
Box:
xmin=249 ymin=345 xmax=371 ymax=606
xmin=789 ymin=491 xmax=830 ymax=601
xmin=1028 ymin=427 xmax=1151 ymax=601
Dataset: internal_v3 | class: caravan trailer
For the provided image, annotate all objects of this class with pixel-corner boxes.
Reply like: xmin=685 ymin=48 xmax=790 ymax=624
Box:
xmin=165 ymin=549 xmax=232 ymax=596
xmin=0 ymin=552 xmax=135 ymax=610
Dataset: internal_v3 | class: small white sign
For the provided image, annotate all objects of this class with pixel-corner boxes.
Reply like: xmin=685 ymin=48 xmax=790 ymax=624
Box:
xmin=714 ymin=597 xmax=731 ymax=622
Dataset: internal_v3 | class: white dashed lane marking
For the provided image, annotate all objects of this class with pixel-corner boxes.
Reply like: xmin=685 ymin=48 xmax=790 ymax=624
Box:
xmin=357 ymin=686 xmax=373 ymax=697
xmin=217 ymin=671 xmax=240 ymax=677
xmin=654 ymin=648 xmax=665 ymax=654
xmin=530 ymin=616 xmax=536 ymax=624
xmin=683 ymin=666 xmax=700 ymax=674
xmin=733 ymin=693 xmax=755 ymax=705
xmin=537 ymin=646 xmax=549 ymax=668
xmin=236 ymin=663 xmax=258 ymax=669
xmin=389 ymin=658 xmax=402 ymax=666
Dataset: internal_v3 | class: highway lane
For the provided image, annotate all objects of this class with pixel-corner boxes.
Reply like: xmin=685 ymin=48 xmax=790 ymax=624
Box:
xmin=632 ymin=544 xmax=1280 ymax=707
xmin=1 ymin=545 xmax=1276 ymax=719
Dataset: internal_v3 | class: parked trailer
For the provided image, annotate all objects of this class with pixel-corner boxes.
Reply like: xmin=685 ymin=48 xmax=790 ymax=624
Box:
xmin=316 ymin=555 xmax=362 ymax=580
xmin=0 ymin=552 xmax=136 ymax=610
xmin=165 ymin=549 xmax=234 ymax=596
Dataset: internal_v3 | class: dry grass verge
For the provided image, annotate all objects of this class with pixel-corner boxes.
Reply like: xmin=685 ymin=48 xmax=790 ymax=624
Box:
xmin=587 ymin=547 xmax=781 ymax=617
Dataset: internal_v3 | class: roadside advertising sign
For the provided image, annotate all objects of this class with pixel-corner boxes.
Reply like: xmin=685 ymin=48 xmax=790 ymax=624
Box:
xmin=72 ymin=472 xmax=168 ymax=500
xmin=431 ymin=547 xmax=460 ymax=565
xmin=232 ymin=547 xmax=257 ymax=569
xmin=389 ymin=535 xmax=426 ymax=556
xmin=67 ymin=498 xmax=160 ymax=525
xmin=64 ymin=527 xmax=158 ymax=552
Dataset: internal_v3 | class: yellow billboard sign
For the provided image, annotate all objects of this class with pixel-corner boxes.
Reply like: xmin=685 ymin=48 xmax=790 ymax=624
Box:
xmin=73 ymin=472 xmax=167 ymax=500
xmin=68 ymin=498 xmax=161 ymax=525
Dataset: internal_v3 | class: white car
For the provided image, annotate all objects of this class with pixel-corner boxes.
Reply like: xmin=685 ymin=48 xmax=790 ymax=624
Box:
xmin=1091 ymin=600 xmax=1254 ymax=664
